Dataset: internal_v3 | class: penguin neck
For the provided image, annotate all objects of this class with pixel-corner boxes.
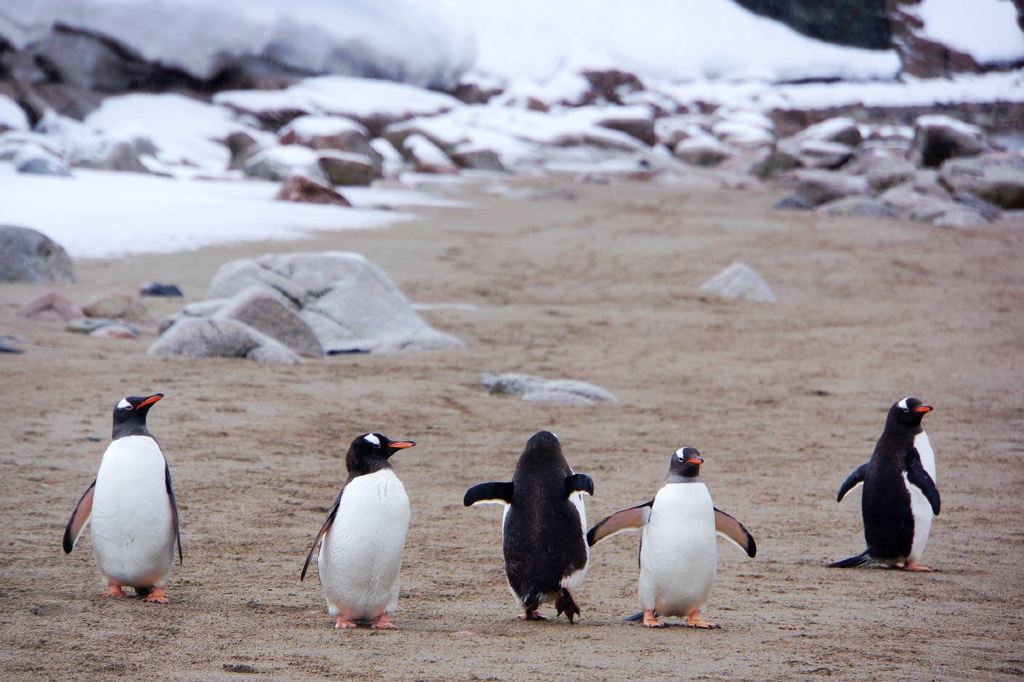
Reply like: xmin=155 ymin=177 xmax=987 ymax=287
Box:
xmin=112 ymin=420 xmax=152 ymax=440
xmin=347 ymin=457 xmax=392 ymax=479
xmin=880 ymin=419 xmax=922 ymax=448
xmin=665 ymin=473 xmax=703 ymax=485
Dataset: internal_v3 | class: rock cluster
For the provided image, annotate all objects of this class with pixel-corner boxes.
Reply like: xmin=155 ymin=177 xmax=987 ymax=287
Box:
xmin=152 ymin=252 xmax=463 ymax=363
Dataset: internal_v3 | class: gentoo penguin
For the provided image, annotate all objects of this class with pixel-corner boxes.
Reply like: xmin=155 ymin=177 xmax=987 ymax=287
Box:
xmin=463 ymin=431 xmax=594 ymax=622
xmin=62 ymin=394 xmax=182 ymax=603
xmin=301 ymin=433 xmax=415 ymax=630
xmin=830 ymin=397 xmax=940 ymax=571
xmin=587 ymin=447 xmax=755 ymax=628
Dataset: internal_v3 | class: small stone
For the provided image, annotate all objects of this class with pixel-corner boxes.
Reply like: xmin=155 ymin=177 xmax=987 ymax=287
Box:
xmin=482 ymin=373 xmax=617 ymax=405
xmin=699 ymin=261 xmax=776 ymax=303
xmin=89 ymin=324 xmax=140 ymax=339
xmin=274 ymin=175 xmax=351 ymax=206
xmin=139 ymin=282 xmax=184 ymax=297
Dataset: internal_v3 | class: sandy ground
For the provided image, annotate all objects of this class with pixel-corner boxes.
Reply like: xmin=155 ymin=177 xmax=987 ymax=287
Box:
xmin=0 ymin=171 xmax=1022 ymax=681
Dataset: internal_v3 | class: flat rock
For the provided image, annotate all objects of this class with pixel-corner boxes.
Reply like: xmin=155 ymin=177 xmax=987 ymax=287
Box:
xmin=214 ymin=286 xmax=323 ymax=357
xmin=317 ymin=151 xmax=381 ymax=187
xmin=699 ymin=261 xmax=776 ymax=303
xmin=938 ymin=154 xmax=1024 ymax=210
xmin=482 ymin=373 xmax=617 ymax=405
xmin=89 ymin=323 xmax=140 ymax=339
xmin=792 ymin=170 xmax=869 ymax=207
xmin=81 ymin=292 xmax=151 ymax=323
xmin=68 ymin=318 xmax=139 ymax=334
xmin=909 ymin=115 xmax=990 ymax=168
xmin=274 ymin=174 xmax=352 ymax=206
xmin=819 ymin=197 xmax=900 ymax=220
xmin=148 ymin=318 xmax=301 ymax=364
xmin=0 ymin=226 xmax=75 ymax=284
xmin=773 ymin=193 xmax=816 ymax=211
xmin=673 ymin=136 xmax=731 ymax=167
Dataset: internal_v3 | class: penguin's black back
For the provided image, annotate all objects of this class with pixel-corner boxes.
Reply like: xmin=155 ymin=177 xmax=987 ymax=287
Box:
xmin=502 ymin=432 xmax=587 ymax=609
xmin=862 ymin=421 xmax=918 ymax=561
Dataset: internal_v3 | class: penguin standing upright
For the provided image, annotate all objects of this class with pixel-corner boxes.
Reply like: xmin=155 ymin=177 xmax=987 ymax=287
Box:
xmin=63 ymin=394 xmax=182 ymax=603
xmin=831 ymin=397 xmax=940 ymax=571
xmin=301 ymin=433 xmax=416 ymax=630
xmin=587 ymin=447 xmax=756 ymax=628
xmin=463 ymin=431 xmax=594 ymax=622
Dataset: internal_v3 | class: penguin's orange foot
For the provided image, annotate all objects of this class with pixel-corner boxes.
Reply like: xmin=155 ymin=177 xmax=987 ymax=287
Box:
xmin=370 ymin=613 xmax=396 ymax=630
xmin=142 ymin=588 xmax=169 ymax=604
xmin=686 ymin=611 xmax=720 ymax=629
xmin=100 ymin=584 xmax=126 ymax=598
xmin=903 ymin=562 xmax=934 ymax=572
xmin=642 ymin=610 xmax=664 ymax=628
xmin=334 ymin=616 xmax=359 ymax=630
xmin=518 ymin=610 xmax=547 ymax=621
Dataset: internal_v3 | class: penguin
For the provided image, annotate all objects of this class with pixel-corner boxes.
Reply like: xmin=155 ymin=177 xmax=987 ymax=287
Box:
xmin=62 ymin=393 xmax=182 ymax=603
xmin=301 ymin=433 xmax=415 ymax=630
xmin=463 ymin=431 xmax=594 ymax=622
xmin=587 ymin=447 xmax=755 ymax=628
xmin=830 ymin=397 xmax=940 ymax=571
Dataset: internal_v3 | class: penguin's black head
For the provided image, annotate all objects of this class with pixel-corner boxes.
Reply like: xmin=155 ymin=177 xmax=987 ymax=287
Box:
xmin=111 ymin=393 xmax=162 ymax=439
xmin=669 ymin=446 xmax=704 ymax=479
xmin=346 ymin=432 xmax=415 ymax=476
xmin=889 ymin=396 xmax=933 ymax=428
xmin=525 ymin=430 xmax=561 ymax=455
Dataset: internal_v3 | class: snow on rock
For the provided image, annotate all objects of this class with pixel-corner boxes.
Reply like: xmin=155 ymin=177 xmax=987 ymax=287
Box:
xmin=279 ymin=115 xmax=381 ymax=167
xmin=274 ymin=174 xmax=352 ymax=206
xmin=792 ymin=170 xmax=869 ymax=207
xmin=215 ymin=76 xmax=462 ymax=133
xmin=317 ymin=151 xmax=382 ymax=186
xmin=673 ymin=135 xmax=732 ymax=167
xmin=910 ymin=0 xmax=1024 ymax=67
xmin=0 ymin=0 xmax=474 ymax=89
xmin=403 ymin=134 xmax=458 ymax=174
xmin=0 ymin=95 xmax=28 ymax=132
xmin=242 ymin=144 xmax=324 ymax=182
xmin=909 ymin=114 xmax=991 ymax=168
xmin=482 ymin=372 xmax=618 ymax=405
xmin=14 ymin=145 xmax=71 ymax=177
xmin=699 ymin=261 xmax=777 ymax=304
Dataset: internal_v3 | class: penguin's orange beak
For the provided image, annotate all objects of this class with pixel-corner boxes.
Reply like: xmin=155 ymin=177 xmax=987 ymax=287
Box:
xmin=684 ymin=457 xmax=704 ymax=465
xmin=389 ymin=441 xmax=415 ymax=450
xmin=136 ymin=393 xmax=163 ymax=408
xmin=912 ymin=405 xmax=933 ymax=414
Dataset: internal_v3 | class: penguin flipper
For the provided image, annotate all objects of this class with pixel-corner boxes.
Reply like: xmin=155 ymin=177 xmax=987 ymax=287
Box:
xmin=837 ymin=463 xmax=868 ymax=503
xmin=463 ymin=481 xmax=514 ymax=507
xmin=301 ymin=490 xmax=342 ymax=581
xmin=714 ymin=508 xmax=757 ymax=558
xmin=165 ymin=464 xmax=183 ymax=565
xmin=586 ymin=501 xmax=652 ymax=546
xmin=62 ymin=479 xmax=96 ymax=554
xmin=564 ymin=473 xmax=594 ymax=497
xmin=906 ymin=454 xmax=940 ymax=515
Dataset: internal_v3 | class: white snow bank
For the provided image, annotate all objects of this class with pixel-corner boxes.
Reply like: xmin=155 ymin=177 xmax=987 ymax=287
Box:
xmin=452 ymin=0 xmax=900 ymax=85
xmin=0 ymin=164 xmax=412 ymax=258
xmin=0 ymin=0 xmax=474 ymax=88
xmin=280 ymin=115 xmax=368 ymax=138
xmin=0 ymin=95 xmax=28 ymax=131
xmin=215 ymin=75 xmax=461 ymax=124
xmin=912 ymin=0 xmax=1024 ymax=65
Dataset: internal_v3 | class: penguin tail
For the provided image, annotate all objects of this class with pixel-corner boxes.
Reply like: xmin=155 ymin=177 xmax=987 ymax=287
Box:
xmin=623 ymin=611 xmax=645 ymax=622
xmin=521 ymin=592 xmax=542 ymax=614
xmin=828 ymin=550 xmax=875 ymax=568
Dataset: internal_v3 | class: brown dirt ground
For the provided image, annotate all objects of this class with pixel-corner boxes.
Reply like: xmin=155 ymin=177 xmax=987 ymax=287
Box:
xmin=0 ymin=172 xmax=1022 ymax=681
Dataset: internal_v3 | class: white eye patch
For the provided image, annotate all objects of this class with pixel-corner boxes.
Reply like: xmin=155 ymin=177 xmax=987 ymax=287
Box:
xmin=116 ymin=398 xmax=131 ymax=410
xmin=897 ymin=397 xmax=910 ymax=409
xmin=675 ymin=447 xmax=686 ymax=460
xmin=363 ymin=433 xmax=380 ymax=446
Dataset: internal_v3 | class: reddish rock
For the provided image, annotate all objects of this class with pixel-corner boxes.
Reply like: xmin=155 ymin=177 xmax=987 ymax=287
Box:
xmin=274 ymin=175 xmax=352 ymax=206
xmin=19 ymin=290 xmax=83 ymax=321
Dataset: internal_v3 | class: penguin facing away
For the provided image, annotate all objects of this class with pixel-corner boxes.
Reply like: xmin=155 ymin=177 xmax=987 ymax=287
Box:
xmin=463 ymin=431 xmax=594 ymax=622
xmin=587 ymin=447 xmax=755 ymax=628
xmin=830 ymin=397 xmax=940 ymax=572
xmin=63 ymin=393 xmax=182 ymax=603
xmin=301 ymin=433 xmax=415 ymax=631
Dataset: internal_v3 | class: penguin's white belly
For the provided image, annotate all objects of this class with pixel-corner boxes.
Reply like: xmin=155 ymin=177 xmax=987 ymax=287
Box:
xmin=638 ymin=483 xmax=716 ymax=616
xmin=561 ymin=491 xmax=589 ymax=591
xmin=90 ymin=436 xmax=174 ymax=587
xmin=906 ymin=431 xmax=937 ymax=562
xmin=318 ymin=470 xmax=410 ymax=620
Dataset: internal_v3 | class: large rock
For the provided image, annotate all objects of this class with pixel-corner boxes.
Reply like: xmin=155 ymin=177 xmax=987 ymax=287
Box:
xmin=796 ymin=117 xmax=863 ymax=148
xmin=909 ymin=115 xmax=990 ymax=168
xmin=596 ymin=113 xmax=656 ymax=146
xmin=938 ymin=154 xmax=1024 ymax=210
xmin=699 ymin=261 xmax=776 ymax=303
xmin=214 ymin=286 xmax=323 ymax=357
xmin=863 ymin=157 xmax=918 ymax=193
xmin=274 ymin=174 xmax=352 ymax=206
xmin=207 ymin=259 xmax=308 ymax=306
xmin=792 ymin=170 xmax=869 ymax=207
xmin=0 ymin=226 xmax=75 ymax=284
xmin=317 ymin=151 xmax=381 ymax=186
xmin=148 ymin=318 xmax=301 ymax=364
xmin=482 ymin=373 xmax=617 ymax=405
xmin=278 ymin=115 xmax=382 ymax=168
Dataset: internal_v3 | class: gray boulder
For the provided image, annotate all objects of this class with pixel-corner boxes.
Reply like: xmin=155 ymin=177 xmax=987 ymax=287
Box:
xmin=792 ymin=170 xmax=869 ymax=207
xmin=214 ymin=286 xmax=323 ymax=357
xmin=482 ymin=373 xmax=618 ymax=405
xmin=938 ymin=154 xmax=1024 ymax=210
xmin=148 ymin=318 xmax=301 ymax=364
xmin=15 ymin=146 xmax=71 ymax=177
xmin=317 ymin=151 xmax=381 ymax=186
xmin=207 ymin=259 xmax=308 ymax=306
xmin=699 ymin=261 xmax=776 ymax=303
xmin=880 ymin=174 xmax=954 ymax=220
xmin=864 ymin=158 xmax=918 ymax=193
xmin=0 ymin=226 xmax=75 ymax=284
xmin=819 ymin=197 xmax=900 ymax=220
xmin=909 ymin=115 xmax=990 ymax=168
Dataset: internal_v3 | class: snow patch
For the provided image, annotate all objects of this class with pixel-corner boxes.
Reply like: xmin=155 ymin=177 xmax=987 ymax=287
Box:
xmin=912 ymin=0 xmax=1024 ymax=65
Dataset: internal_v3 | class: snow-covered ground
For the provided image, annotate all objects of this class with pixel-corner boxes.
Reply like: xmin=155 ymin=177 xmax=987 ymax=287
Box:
xmin=912 ymin=0 xmax=1024 ymax=65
